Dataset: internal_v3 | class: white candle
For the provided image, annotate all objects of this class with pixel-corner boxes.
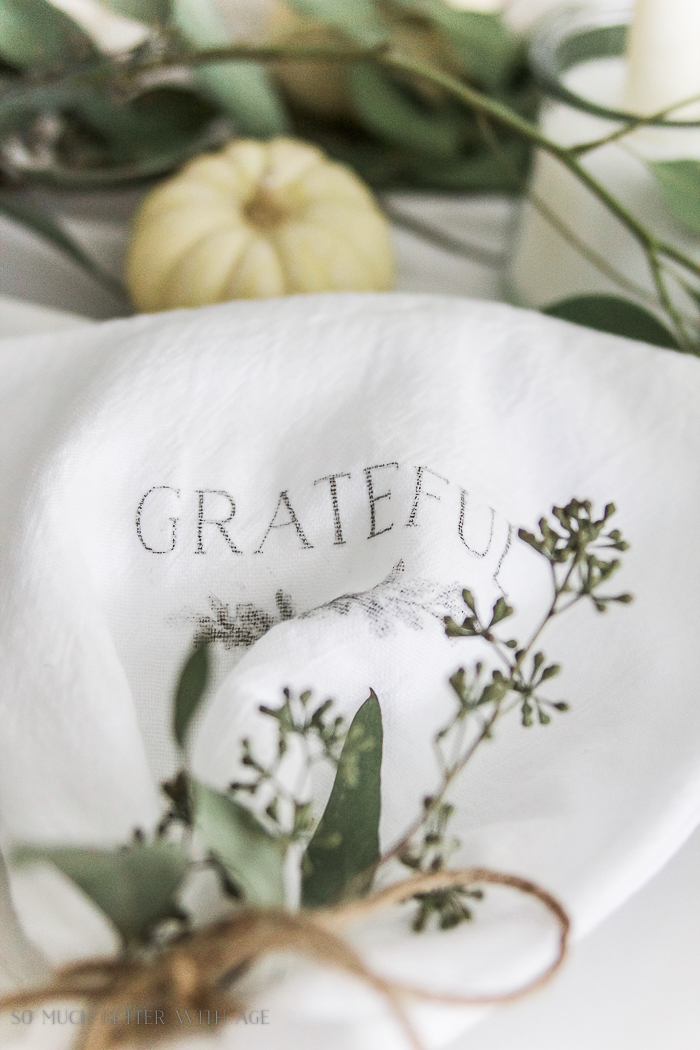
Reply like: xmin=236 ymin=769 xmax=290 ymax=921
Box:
xmin=625 ymin=0 xmax=700 ymax=118
xmin=48 ymin=0 xmax=150 ymax=54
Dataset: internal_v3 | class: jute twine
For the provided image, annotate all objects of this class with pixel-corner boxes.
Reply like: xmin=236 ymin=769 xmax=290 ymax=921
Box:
xmin=0 ymin=867 xmax=569 ymax=1050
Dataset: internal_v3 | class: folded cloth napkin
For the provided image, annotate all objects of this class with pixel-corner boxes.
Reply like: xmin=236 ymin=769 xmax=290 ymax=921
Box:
xmin=1 ymin=292 xmax=700 ymax=1049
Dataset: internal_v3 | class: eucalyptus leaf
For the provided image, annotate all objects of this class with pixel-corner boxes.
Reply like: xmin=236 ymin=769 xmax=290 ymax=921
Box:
xmin=0 ymin=73 xmax=216 ymax=180
xmin=302 ymin=690 xmax=382 ymax=908
xmin=192 ymin=780 xmax=286 ymax=906
xmin=74 ymin=85 xmax=218 ymax=165
xmin=543 ymin=295 xmax=679 ymax=349
xmin=14 ymin=841 xmax=188 ymax=945
xmin=404 ymin=140 xmax=527 ymax=190
xmin=0 ymin=194 xmax=127 ymax=301
xmin=349 ymin=64 xmax=463 ymax=160
xmin=0 ymin=83 xmax=82 ymax=139
xmin=173 ymin=0 xmax=289 ymax=136
xmin=295 ymin=114 xmax=525 ymax=190
xmin=0 ymin=0 xmax=97 ymax=69
xmin=173 ymin=644 xmax=210 ymax=748
xmin=649 ymin=159 xmax=700 ymax=237
xmin=288 ymin=0 xmax=388 ymax=45
xmin=125 ymin=86 xmax=219 ymax=157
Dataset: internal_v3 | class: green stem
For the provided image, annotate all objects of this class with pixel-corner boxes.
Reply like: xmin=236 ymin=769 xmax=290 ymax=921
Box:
xmin=568 ymin=119 xmax=645 ymax=158
xmin=528 ymin=190 xmax=661 ymax=306
xmin=570 ymin=89 xmax=700 ymax=156
xmin=474 ymin=110 xmax=661 ymax=305
xmin=67 ymin=40 xmax=700 ymax=284
xmin=644 ymin=245 xmax=695 ymax=352
xmin=104 ymin=42 xmax=390 ymax=82
xmin=378 ymin=704 xmax=501 ymax=868
xmin=77 ymin=41 xmax=700 ymax=277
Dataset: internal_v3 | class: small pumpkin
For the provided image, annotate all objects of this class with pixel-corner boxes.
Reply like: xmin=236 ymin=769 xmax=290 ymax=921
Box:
xmin=267 ymin=1 xmax=468 ymax=122
xmin=125 ymin=137 xmax=394 ymax=312
xmin=266 ymin=4 xmax=353 ymax=121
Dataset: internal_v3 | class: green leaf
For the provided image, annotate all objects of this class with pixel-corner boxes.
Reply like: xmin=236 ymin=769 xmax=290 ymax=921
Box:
xmin=14 ymin=841 xmax=188 ymax=945
xmin=105 ymin=0 xmax=170 ymax=25
xmin=302 ymin=690 xmax=382 ymax=908
xmin=0 ymin=72 xmax=219 ymax=185
xmin=438 ymin=11 xmax=519 ymax=91
xmin=349 ymin=64 xmax=463 ymax=159
xmin=0 ymin=0 xmax=97 ymax=68
xmin=288 ymin=0 xmax=388 ymax=45
xmin=649 ymin=159 xmax=700 ymax=237
xmin=1 ymin=96 xmax=221 ymax=190
xmin=75 ymin=85 xmax=217 ymax=165
xmin=123 ymin=86 xmax=218 ymax=157
xmin=292 ymin=114 xmax=528 ymax=191
xmin=173 ymin=645 xmax=210 ymax=749
xmin=0 ymin=194 xmax=127 ymax=301
xmin=192 ymin=780 xmax=286 ymax=907
xmin=173 ymin=0 xmax=289 ymax=136
xmin=543 ymin=295 xmax=679 ymax=350
xmin=401 ymin=138 xmax=528 ymax=190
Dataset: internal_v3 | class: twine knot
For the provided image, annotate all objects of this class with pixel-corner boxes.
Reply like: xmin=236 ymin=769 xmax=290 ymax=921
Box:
xmin=0 ymin=867 xmax=569 ymax=1050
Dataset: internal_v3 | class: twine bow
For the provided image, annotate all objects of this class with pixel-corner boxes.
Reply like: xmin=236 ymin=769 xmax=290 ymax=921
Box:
xmin=0 ymin=867 xmax=569 ymax=1050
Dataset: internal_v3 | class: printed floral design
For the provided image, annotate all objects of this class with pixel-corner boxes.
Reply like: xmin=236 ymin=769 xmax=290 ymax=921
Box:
xmin=193 ymin=590 xmax=294 ymax=649
xmin=300 ymin=561 xmax=465 ymax=637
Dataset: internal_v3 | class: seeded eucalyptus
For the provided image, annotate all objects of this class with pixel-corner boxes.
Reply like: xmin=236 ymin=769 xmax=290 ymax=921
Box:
xmin=231 ymin=687 xmax=346 ymax=840
xmin=378 ymin=498 xmax=633 ymax=932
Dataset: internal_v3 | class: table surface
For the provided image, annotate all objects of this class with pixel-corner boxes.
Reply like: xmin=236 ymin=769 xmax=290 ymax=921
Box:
xmin=2 ymin=185 xmax=699 ymax=1050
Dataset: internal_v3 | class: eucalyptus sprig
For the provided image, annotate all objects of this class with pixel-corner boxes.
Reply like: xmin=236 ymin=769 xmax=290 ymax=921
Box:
xmin=11 ymin=497 xmax=631 ymax=946
xmin=5 ymin=496 xmax=629 ymax=1048
xmin=377 ymin=498 xmax=632 ymax=931
xmin=230 ymin=687 xmax=346 ymax=840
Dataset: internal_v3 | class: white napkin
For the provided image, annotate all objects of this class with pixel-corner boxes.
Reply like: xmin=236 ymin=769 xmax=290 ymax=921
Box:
xmin=1 ymin=292 xmax=700 ymax=1049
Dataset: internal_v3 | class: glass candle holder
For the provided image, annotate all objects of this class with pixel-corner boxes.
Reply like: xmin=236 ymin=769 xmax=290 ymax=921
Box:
xmin=508 ymin=2 xmax=700 ymax=312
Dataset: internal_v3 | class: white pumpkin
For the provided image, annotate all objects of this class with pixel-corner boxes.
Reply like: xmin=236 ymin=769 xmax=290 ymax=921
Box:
xmin=125 ymin=137 xmax=394 ymax=312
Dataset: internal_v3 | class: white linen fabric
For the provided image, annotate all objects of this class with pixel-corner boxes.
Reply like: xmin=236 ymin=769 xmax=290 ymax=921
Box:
xmin=1 ymin=292 xmax=700 ymax=1049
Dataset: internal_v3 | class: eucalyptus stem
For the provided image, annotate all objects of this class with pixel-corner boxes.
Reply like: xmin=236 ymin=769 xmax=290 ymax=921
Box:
xmin=528 ymin=189 xmax=662 ymax=306
xmin=570 ymin=89 xmax=700 ymax=157
xmin=133 ymin=42 xmax=390 ymax=77
xmin=645 ymin=245 xmax=695 ymax=351
xmin=378 ymin=706 xmax=500 ymax=870
xmin=568 ymin=119 xmax=647 ymax=158
xmin=474 ymin=109 xmax=663 ymax=307
xmin=377 ymin=499 xmax=631 ymax=892
xmin=379 ymin=583 xmax=560 ymax=870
